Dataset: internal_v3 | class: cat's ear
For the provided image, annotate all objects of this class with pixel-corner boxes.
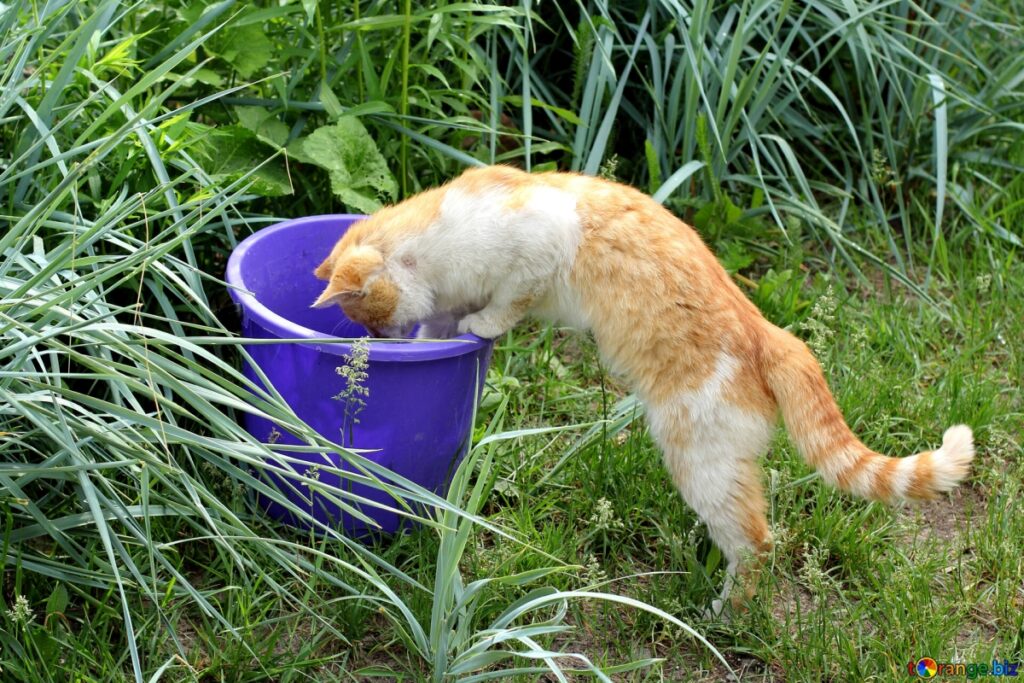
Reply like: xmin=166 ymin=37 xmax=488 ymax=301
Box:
xmin=311 ymin=245 xmax=383 ymax=308
xmin=313 ymin=255 xmax=335 ymax=281
xmin=311 ymin=284 xmax=354 ymax=309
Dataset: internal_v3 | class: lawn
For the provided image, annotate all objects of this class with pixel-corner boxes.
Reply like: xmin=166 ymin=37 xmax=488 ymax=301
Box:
xmin=1 ymin=0 xmax=1021 ymax=680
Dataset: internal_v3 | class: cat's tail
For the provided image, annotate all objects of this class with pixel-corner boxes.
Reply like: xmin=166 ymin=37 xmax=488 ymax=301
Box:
xmin=761 ymin=326 xmax=974 ymax=502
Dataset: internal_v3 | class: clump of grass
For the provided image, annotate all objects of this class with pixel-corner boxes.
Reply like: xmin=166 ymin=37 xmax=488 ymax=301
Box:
xmin=518 ymin=1 xmax=1024 ymax=293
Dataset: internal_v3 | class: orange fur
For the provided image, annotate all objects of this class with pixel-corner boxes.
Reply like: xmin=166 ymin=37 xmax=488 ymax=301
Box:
xmin=314 ymin=186 xmax=446 ymax=280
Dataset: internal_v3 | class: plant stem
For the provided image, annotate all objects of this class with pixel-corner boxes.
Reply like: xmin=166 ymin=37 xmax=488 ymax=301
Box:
xmin=354 ymin=0 xmax=363 ymax=101
xmin=400 ymin=0 xmax=411 ymax=197
xmin=316 ymin=0 xmax=327 ymax=86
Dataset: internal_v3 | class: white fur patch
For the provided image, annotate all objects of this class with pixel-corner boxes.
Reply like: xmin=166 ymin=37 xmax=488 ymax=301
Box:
xmin=889 ymin=454 xmax=917 ymax=499
xmin=389 ymin=184 xmax=584 ymax=333
xmin=930 ymin=424 xmax=975 ymax=492
xmin=814 ymin=445 xmax=860 ymax=485
xmin=845 ymin=453 xmax=884 ymax=499
xmin=680 ymin=353 xmax=741 ymax=425
xmin=648 ymin=353 xmax=773 ymax=566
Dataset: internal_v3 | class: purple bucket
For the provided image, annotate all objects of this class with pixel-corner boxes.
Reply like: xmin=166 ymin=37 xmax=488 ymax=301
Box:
xmin=226 ymin=214 xmax=494 ymax=535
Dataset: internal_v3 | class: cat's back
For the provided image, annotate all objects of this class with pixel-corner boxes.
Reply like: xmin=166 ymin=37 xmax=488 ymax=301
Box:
xmin=446 ymin=166 xmax=579 ymax=231
xmin=560 ymin=174 xmax=736 ymax=301
xmin=437 ymin=166 xmax=582 ymax=262
xmin=551 ymin=172 xmax=772 ymax=400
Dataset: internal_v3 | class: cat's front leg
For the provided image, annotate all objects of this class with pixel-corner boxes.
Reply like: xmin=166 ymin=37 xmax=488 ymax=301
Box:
xmin=457 ymin=292 xmax=537 ymax=339
xmin=457 ymin=310 xmax=515 ymax=339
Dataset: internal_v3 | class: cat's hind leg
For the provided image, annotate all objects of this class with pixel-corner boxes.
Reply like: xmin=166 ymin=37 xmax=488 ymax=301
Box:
xmin=649 ymin=399 xmax=775 ymax=615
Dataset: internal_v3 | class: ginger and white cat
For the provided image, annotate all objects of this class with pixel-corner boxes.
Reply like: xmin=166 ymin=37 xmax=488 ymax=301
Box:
xmin=312 ymin=165 xmax=974 ymax=611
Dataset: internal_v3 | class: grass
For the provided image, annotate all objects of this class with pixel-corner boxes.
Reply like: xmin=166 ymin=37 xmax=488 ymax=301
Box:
xmin=1 ymin=0 xmax=1022 ymax=680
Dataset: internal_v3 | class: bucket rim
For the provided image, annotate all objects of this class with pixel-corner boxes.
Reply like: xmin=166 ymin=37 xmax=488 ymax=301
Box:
xmin=226 ymin=214 xmax=492 ymax=361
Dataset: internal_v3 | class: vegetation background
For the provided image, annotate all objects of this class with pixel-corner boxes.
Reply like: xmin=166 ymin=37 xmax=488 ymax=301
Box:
xmin=0 ymin=0 xmax=1021 ymax=680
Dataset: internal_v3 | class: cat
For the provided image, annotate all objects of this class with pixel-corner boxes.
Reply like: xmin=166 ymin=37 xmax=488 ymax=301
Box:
xmin=312 ymin=165 xmax=974 ymax=612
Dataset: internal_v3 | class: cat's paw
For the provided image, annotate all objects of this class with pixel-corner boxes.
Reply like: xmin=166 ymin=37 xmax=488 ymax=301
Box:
xmin=457 ymin=313 xmax=507 ymax=339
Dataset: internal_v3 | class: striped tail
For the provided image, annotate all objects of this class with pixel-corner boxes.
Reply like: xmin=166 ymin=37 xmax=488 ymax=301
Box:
xmin=762 ymin=327 xmax=974 ymax=502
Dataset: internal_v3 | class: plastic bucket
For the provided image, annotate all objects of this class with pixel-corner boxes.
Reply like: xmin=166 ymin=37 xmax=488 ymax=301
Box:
xmin=226 ymin=214 xmax=493 ymax=535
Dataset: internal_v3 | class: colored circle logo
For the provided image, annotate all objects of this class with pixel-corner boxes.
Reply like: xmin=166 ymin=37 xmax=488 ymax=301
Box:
xmin=916 ymin=658 xmax=938 ymax=677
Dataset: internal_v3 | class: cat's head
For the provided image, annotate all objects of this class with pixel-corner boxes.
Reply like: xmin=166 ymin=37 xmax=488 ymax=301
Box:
xmin=312 ymin=231 xmax=432 ymax=338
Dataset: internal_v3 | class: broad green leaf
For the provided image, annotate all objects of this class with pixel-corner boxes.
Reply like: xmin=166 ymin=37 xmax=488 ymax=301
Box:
xmin=233 ymin=106 xmax=289 ymax=148
xmin=197 ymin=125 xmax=292 ymax=197
xmin=289 ymin=117 xmax=398 ymax=213
xmin=206 ymin=16 xmax=274 ymax=78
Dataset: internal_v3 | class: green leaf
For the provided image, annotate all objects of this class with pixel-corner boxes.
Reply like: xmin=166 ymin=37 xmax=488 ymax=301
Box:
xmin=448 ymin=651 xmax=513 ymax=675
xmin=31 ymin=628 xmax=59 ymax=661
xmin=652 ymin=160 xmax=704 ymax=205
xmin=502 ymin=96 xmax=582 ymax=125
xmin=494 ymin=566 xmax=572 ymax=586
xmin=724 ymin=195 xmax=743 ymax=224
xmin=198 ymin=125 xmax=292 ymax=197
xmin=45 ymin=584 xmax=68 ymax=618
xmin=343 ymin=100 xmax=396 ymax=117
xmin=717 ymin=240 xmax=756 ymax=274
xmin=206 ymin=17 xmax=274 ymax=78
xmin=319 ymin=80 xmax=345 ymax=120
xmin=233 ymin=106 xmax=289 ymax=148
xmin=645 ymin=139 xmax=661 ymax=194
xmin=694 ymin=202 xmax=714 ymax=232
xmin=300 ymin=0 xmax=317 ymax=24
xmin=289 ymin=117 xmax=398 ymax=213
